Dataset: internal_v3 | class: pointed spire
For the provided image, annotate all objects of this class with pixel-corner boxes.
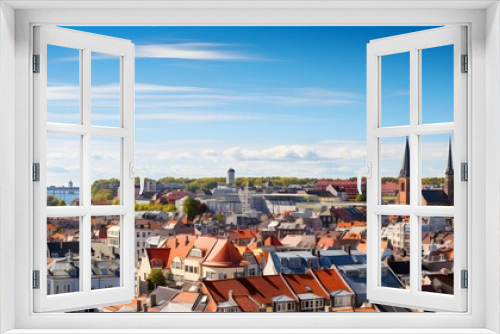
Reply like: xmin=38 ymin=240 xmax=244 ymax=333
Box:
xmin=399 ymin=136 xmax=410 ymax=177
xmin=445 ymin=137 xmax=454 ymax=176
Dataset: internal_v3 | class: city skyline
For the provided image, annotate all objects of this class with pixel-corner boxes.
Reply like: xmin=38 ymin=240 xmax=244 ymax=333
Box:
xmin=46 ymin=26 xmax=454 ymax=186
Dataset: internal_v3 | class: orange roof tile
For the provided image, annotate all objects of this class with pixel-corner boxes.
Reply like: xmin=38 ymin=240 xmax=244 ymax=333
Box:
xmin=203 ymin=239 xmax=243 ymax=268
xmin=263 ymin=236 xmax=282 ymax=246
xmin=171 ymin=291 xmax=199 ymax=304
xmin=203 ymin=275 xmax=296 ymax=306
xmin=146 ymin=248 xmax=171 ymax=269
xmin=313 ymin=269 xmax=351 ymax=293
xmin=233 ymin=295 xmax=260 ymax=312
xmin=283 ymin=273 xmax=330 ymax=300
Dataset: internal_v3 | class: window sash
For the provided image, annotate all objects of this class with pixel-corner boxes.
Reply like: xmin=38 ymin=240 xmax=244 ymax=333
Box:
xmin=33 ymin=25 xmax=136 ymax=313
xmin=366 ymin=26 xmax=468 ymax=312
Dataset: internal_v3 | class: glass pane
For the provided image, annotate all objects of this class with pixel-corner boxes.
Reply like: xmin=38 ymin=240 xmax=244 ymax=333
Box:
xmin=91 ymin=52 xmax=121 ymax=127
xmin=381 ymin=52 xmax=410 ymax=127
xmin=46 ymin=133 xmax=81 ymax=206
xmin=381 ymin=215 xmax=410 ymax=289
xmin=91 ymin=216 xmax=121 ymax=290
xmin=421 ymin=45 xmax=454 ymax=124
xmin=421 ymin=216 xmax=454 ymax=295
xmin=47 ymin=216 xmax=81 ymax=294
xmin=380 ymin=136 xmax=410 ymax=205
xmin=421 ymin=133 xmax=454 ymax=206
xmin=91 ymin=136 xmax=121 ymax=205
xmin=47 ymin=45 xmax=81 ymax=124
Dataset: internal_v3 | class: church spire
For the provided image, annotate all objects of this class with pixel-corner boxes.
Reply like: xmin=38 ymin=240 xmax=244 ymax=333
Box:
xmin=399 ymin=136 xmax=410 ymax=177
xmin=445 ymin=137 xmax=454 ymax=176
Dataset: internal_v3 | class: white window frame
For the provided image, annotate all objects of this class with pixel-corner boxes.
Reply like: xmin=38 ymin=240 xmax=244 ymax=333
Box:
xmin=0 ymin=1 xmax=499 ymax=334
xmin=32 ymin=25 xmax=136 ymax=313
xmin=365 ymin=26 xmax=467 ymax=312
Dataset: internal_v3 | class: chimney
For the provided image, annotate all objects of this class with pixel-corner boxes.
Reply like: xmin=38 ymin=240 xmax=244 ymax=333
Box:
xmin=228 ymin=290 xmax=235 ymax=303
xmin=185 ymin=235 xmax=189 ymax=245
xmin=150 ymin=293 xmax=157 ymax=307
xmin=136 ymin=299 xmax=143 ymax=312
xmin=144 ymin=304 xmax=149 ymax=312
xmin=175 ymin=238 xmax=179 ymax=248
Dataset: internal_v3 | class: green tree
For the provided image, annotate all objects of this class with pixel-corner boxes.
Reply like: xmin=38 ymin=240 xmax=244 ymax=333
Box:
xmin=47 ymin=195 xmax=56 ymax=201
xmin=163 ymin=204 xmax=177 ymax=212
xmin=182 ymin=197 xmax=201 ymax=220
xmin=57 ymin=199 xmax=67 ymax=206
xmin=146 ymin=269 xmax=167 ymax=292
xmin=356 ymin=193 xmax=366 ymax=202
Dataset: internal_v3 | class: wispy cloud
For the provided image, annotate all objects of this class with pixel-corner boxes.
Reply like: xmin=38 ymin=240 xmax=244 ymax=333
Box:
xmin=135 ymin=43 xmax=265 ymax=61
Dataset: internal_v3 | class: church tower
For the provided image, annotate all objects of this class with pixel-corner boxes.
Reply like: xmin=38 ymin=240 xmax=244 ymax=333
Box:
xmin=398 ymin=137 xmax=411 ymax=205
xmin=443 ymin=137 xmax=454 ymax=205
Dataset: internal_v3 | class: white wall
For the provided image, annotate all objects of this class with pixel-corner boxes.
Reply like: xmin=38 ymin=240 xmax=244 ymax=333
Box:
xmin=0 ymin=3 xmax=15 ymax=333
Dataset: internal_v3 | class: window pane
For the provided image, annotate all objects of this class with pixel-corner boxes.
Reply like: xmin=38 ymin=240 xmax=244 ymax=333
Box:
xmin=381 ymin=52 xmax=410 ymax=127
xmin=421 ymin=134 xmax=454 ymax=206
xmin=47 ymin=45 xmax=81 ymax=124
xmin=381 ymin=215 xmax=410 ymax=289
xmin=91 ymin=215 xmax=121 ymax=290
xmin=91 ymin=136 xmax=121 ymax=205
xmin=46 ymin=133 xmax=81 ymax=206
xmin=421 ymin=45 xmax=454 ymax=124
xmin=380 ymin=136 xmax=410 ymax=205
xmin=91 ymin=52 xmax=121 ymax=127
xmin=421 ymin=216 xmax=454 ymax=295
xmin=47 ymin=216 xmax=81 ymax=295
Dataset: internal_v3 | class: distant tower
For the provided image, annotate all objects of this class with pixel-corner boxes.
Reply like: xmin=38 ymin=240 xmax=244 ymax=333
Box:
xmin=398 ymin=137 xmax=411 ymax=205
xmin=227 ymin=168 xmax=236 ymax=187
xmin=240 ymin=182 xmax=250 ymax=212
xmin=443 ymin=137 xmax=454 ymax=205
xmin=68 ymin=180 xmax=73 ymax=188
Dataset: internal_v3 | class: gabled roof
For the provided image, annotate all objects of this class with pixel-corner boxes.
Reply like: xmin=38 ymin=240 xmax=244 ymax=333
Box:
xmin=146 ymin=248 xmax=171 ymax=269
xmin=283 ymin=273 xmax=330 ymax=300
xmin=313 ymin=268 xmax=352 ymax=295
xmin=162 ymin=234 xmax=197 ymax=267
xmin=203 ymin=238 xmax=243 ymax=268
xmin=202 ymin=275 xmax=296 ymax=307
xmin=263 ymin=236 xmax=282 ymax=246
xmin=233 ymin=295 xmax=260 ymax=312
xmin=229 ymin=229 xmax=257 ymax=240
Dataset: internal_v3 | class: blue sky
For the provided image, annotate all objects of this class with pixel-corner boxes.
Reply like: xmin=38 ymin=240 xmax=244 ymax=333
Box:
xmin=46 ymin=26 xmax=455 ymax=185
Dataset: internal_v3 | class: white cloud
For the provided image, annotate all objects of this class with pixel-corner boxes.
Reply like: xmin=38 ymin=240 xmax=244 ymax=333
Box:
xmin=135 ymin=43 xmax=262 ymax=61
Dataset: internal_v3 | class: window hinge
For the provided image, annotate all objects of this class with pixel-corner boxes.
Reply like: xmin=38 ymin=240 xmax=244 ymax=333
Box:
xmin=33 ymin=270 xmax=40 ymax=289
xmin=33 ymin=163 xmax=40 ymax=182
xmin=461 ymin=54 xmax=468 ymax=73
xmin=461 ymin=270 xmax=468 ymax=289
xmin=33 ymin=54 xmax=40 ymax=73
xmin=461 ymin=162 xmax=468 ymax=181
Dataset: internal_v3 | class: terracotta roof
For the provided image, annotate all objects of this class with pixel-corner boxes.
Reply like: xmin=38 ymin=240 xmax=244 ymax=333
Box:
xmin=313 ymin=269 xmax=351 ymax=293
xmin=230 ymin=229 xmax=257 ymax=240
xmin=203 ymin=275 xmax=296 ymax=306
xmin=203 ymin=239 xmax=243 ymax=268
xmin=233 ymin=295 xmax=260 ymax=312
xmin=146 ymin=248 xmax=171 ymax=269
xmin=263 ymin=236 xmax=282 ymax=246
xmin=283 ymin=273 xmax=330 ymax=300
xmin=171 ymin=291 xmax=199 ymax=304
xmin=162 ymin=234 xmax=197 ymax=267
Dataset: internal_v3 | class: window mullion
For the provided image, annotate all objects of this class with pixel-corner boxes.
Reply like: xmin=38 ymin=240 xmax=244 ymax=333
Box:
xmin=81 ymin=47 xmax=92 ymax=294
xmin=409 ymin=47 xmax=420 ymax=295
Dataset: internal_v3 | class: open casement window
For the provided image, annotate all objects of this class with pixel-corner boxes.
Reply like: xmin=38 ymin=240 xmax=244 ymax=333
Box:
xmin=366 ymin=26 xmax=467 ymax=312
xmin=33 ymin=26 xmax=137 ymax=312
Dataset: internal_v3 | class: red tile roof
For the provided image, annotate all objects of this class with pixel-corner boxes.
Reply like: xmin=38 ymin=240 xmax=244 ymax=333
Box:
xmin=203 ymin=239 xmax=243 ymax=268
xmin=263 ymin=236 xmax=282 ymax=246
xmin=233 ymin=295 xmax=260 ymax=312
xmin=313 ymin=269 xmax=351 ymax=293
xmin=229 ymin=229 xmax=257 ymax=240
xmin=146 ymin=248 xmax=171 ymax=269
xmin=203 ymin=275 xmax=296 ymax=307
xmin=283 ymin=273 xmax=330 ymax=300
xmin=162 ymin=234 xmax=197 ymax=267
